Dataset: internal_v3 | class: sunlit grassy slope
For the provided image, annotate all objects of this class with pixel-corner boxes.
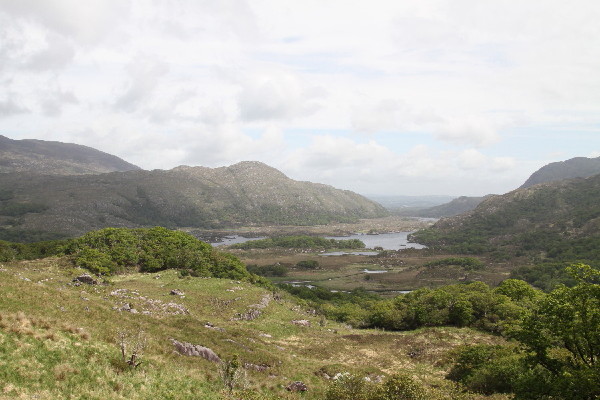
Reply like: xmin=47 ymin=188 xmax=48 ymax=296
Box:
xmin=0 ymin=258 xmax=508 ymax=399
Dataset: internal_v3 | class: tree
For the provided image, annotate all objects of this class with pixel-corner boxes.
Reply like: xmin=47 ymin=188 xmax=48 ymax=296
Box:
xmin=513 ymin=264 xmax=600 ymax=399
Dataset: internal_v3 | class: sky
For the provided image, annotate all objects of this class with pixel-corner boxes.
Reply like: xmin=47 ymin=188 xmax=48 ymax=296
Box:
xmin=0 ymin=0 xmax=599 ymax=197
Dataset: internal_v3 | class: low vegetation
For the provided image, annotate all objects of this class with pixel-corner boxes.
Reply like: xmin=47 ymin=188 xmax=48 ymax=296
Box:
xmin=230 ymin=235 xmax=365 ymax=250
xmin=62 ymin=227 xmax=253 ymax=281
xmin=424 ymin=257 xmax=484 ymax=271
xmin=1 ymin=224 xmax=598 ymax=399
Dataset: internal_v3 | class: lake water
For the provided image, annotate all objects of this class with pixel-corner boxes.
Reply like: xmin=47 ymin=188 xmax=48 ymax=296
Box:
xmin=211 ymin=231 xmax=426 ymax=250
xmin=319 ymin=251 xmax=380 ymax=256
xmin=326 ymin=232 xmax=426 ymax=250
xmin=210 ymin=235 xmax=266 ymax=246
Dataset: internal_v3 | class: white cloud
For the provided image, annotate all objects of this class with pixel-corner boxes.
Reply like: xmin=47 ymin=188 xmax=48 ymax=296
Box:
xmin=435 ymin=116 xmax=500 ymax=147
xmin=0 ymin=0 xmax=129 ymax=45
xmin=0 ymin=0 xmax=598 ymax=196
xmin=457 ymin=149 xmax=487 ymax=170
xmin=0 ymin=97 xmax=28 ymax=117
xmin=237 ymin=71 xmax=324 ymax=121
xmin=113 ymin=57 xmax=169 ymax=113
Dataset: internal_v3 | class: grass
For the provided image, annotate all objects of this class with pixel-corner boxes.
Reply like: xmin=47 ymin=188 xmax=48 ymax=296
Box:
xmin=0 ymin=257 xmax=510 ymax=399
xmin=233 ymin=247 xmax=514 ymax=295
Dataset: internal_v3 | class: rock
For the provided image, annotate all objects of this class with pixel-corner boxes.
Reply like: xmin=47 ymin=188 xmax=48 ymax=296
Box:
xmin=244 ymin=362 xmax=269 ymax=372
xmin=291 ymin=319 xmax=311 ymax=327
xmin=204 ymin=322 xmax=225 ymax=332
xmin=170 ymin=289 xmax=185 ymax=296
xmin=286 ymin=381 xmax=308 ymax=392
xmin=119 ymin=303 xmax=138 ymax=313
xmin=73 ymin=274 xmax=98 ymax=285
xmin=234 ymin=308 xmax=261 ymax=321
xmin=170 ymin=339 xmax=221 ymax=363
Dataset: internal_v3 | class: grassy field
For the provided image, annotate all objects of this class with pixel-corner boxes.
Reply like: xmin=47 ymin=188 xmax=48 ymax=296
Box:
xmin=0 ymin=257 xmax=509 ymax=399
xmin=232 ymin=247 xmax=517 ymax=295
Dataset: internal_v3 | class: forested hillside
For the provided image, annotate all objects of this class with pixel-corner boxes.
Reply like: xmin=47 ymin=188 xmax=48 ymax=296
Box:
xmin=411 ymin=174 xmax=600 ymax=264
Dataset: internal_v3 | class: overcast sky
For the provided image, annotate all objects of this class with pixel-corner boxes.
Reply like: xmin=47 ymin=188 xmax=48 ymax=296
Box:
xmin=1 ymin=1 xmax=599 ymax=196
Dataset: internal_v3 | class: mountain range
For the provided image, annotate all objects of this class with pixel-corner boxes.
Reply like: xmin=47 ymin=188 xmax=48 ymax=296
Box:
xmin=410 ymin=173 xmax=600 ymax=262
xmin=0 ymin=135 xmax=140 ymax=175
xmin=519 ymin=156 xmax=600 ymax=188
xmin=398 ymin=155 xmax=600 ymax=218
xmin=0 ymin=151 xmax=386 ymax=241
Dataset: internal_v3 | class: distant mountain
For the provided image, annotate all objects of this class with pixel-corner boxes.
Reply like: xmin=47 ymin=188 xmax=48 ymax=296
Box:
xmin=0 ymin=135 xmax=140 ymax=175
xmin=520 ymin=156 xmax=600 ymax=188
xmin=411 ymin=174 xmax=600 ymax=262
xmin=0 ymin=161 xmax=388 ymax=241
xmin=397 ymin=196 xmax=490 ymax=218
xmin=366 ymin=195 xmax=455 ymax=210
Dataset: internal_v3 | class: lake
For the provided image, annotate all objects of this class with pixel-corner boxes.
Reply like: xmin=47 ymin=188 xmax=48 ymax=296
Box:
xmin=210 ymin=235 xmax=266 ymax=246
xmin=326 ymin=232 xmax=426 ymax=250
xmin=210 ymin=231 xmax=426 ymax=250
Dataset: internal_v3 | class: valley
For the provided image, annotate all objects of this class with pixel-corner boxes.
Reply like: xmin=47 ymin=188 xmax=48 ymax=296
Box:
xmin=0 ymin=137 xmax=598 ymax=399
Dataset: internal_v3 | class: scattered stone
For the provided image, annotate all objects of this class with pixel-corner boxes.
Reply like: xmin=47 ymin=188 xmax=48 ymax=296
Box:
xmin=249 ymin=294 xmax=272 ymax=310
xmin=73 ymin=274 xmax=98 ymax=285
xmin=204 ymin=322 xmax=225 ymax=332
xmin=119 ymin=303 xmax=138 ymax=313
xmin=244 ymin=362 xmax=269 ymax=372
xmin=291 ymin=319 xmax=311 ymax=327
xmin=171 ymin=339 xmax=221 ymax=363
xmin=286 ymin=381 xmax=308 ymax=392
xmin=258 ymin=333 xmax=272 ymax=338
xmin=170 ymin=289 xmax=185 ymax=296
xmin=233 ymin=308 xmax=261 ymax=321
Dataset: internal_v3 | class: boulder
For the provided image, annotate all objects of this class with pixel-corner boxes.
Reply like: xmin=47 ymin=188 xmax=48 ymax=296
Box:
xmin=72 ymin=274 xmax=98 ymax=285
xmin=286 ymin=381 xmax=308 ymax=392
xmin=170 ymin=339 xmax=221 ymax=363
xmin=291 ymin=319 xmax=311 ymax=327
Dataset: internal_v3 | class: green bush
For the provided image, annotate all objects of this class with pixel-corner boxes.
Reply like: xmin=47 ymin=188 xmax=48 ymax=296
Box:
xmin=375 ymin=373 xmax=426 ymax=400
xmin=446 ymin=344 xmax=525 ymax=395
xmin=63 ymin=227 xmax=253 ymax=280
xmin=324 ymin=373 xmax=427 ymax=400
xmin=230 ymin=235 xmax=365 ymax=250
xmin=246 ymin=264 xmax=288 ymax=277
xmin=424 ymin=257 xmax=484 ymax=270
xmin=325 ymin=373 xmax=375 ymax=400
xmin=296 ymin=260 xmax=319 ymax=269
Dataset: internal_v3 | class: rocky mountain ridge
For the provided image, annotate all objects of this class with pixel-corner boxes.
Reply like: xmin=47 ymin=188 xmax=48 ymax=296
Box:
xmin=411 ymin=174 xmax=600 ymax=260
xmin=0 ymin=161 xmax=387 ymax=241
xmin=0 ymin=135 xmax=140 ymax=175
xmin=520 ymin=156 xmax=600 ymax=188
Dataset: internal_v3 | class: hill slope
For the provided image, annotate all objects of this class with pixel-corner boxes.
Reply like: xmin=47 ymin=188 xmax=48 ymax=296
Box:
xmin=0 ymin=161 xmax=387 ymax=241
xmin=0 ymin=135 xmax=140 ymax=175
xmin=411 ymin=174 xmax=600 ymax=262
xmin=0 ymin=256 xmax=504 ymax=399
xmin=520 ymin=156 xmax=600 ymax=188
xmin=396 ymin=196 xmax=490 ymax=218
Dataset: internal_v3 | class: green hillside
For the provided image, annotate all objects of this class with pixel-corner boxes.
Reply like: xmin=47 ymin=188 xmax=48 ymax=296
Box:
xmin=0 ymin=161 xmax=387 ymax=242
xmin=0 ymin=135 xmax=140 ymax=175
xmin=1 ymin=228 xmax=598 ymax=399
xmin=520 ymin=156 xmax=600 ymax=188
xmin=410 ymin=174 xmax=600 ymax=264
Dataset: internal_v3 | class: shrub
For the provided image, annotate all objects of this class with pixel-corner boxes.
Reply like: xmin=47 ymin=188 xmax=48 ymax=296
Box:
xmin=296 ymin=260 xmax=319 ymax=269
xmin=446 ymin=344 xmax=525 ymax=395
xmin=375 ymin=373 xmax=426 ymax=400
xmin=325 ymin=373 xmax=374 ymax=400
xmin=63 ymin=227 xmax=253 ymax=280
